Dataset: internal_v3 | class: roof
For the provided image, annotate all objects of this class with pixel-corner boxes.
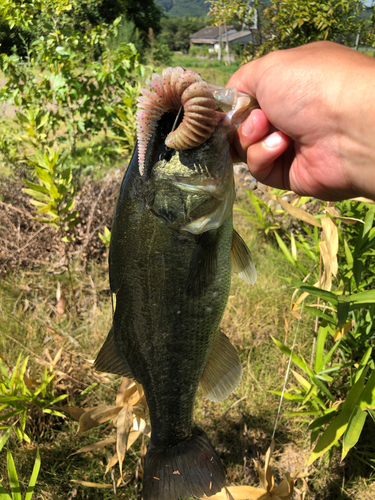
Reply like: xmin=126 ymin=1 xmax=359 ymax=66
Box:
xmin=190 ymin=25 xmax=236 ymax=40
xmin=227 ymin=30 xmax=252 ymax=42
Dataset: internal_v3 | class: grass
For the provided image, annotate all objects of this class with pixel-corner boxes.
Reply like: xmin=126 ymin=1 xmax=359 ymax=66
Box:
xmin=2 ymin=205 xmax=374 ymax=499
xmin=1 ymin=60 xmax=375 ymax=499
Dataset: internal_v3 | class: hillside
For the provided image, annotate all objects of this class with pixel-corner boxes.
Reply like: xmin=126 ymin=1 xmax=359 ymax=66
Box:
xmin=155 ymin=0 xmax=210 ymax=17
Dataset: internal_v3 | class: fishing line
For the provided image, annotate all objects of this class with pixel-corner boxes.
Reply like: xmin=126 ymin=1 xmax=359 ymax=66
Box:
xmin=171 ymin=105 xmax=183 ymax=134
xmin=272 ymin=301 xmax=305 ymax=440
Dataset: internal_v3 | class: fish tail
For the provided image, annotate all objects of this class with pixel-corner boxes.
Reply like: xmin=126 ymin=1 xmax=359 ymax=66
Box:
xmin=142 ymin=426 xmax=225 ymax=500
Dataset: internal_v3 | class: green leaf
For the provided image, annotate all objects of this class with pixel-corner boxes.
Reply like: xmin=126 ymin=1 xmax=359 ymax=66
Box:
xmin=0 ymin=484 xmax=12 ymax=500
xmin=337 ymin=301 xmax=350 ymax=330
xmin=353 ymin=259 xmax=363 ymax=289
xmin=273 ymin=230 xmax=295 ymax=265
xmin=7 ymin=449 xmax=22 ymax=500
xmin=359 ymin=369 xmax=375 ymax=409
xmin=322 ymin=340 xmax=341 ymax=368
xmin=346 ymin=290 xmax=375 ymax=305
xmin=314 ymin=326 xmax=328 ymax=373
xmin=23 ymin=188 xmax=51 ymax=203
xmin=311 ymin=375 xmax=334 ymax=402
xmin=308 ymin=411 xmax=337 ymax=430
xmin=342 ymin=406 xmax=367 ymax=460
xmin=299 ymin=285 xmax=338 ymax=304
xmin=271 ymin=336 xmax=313 ymax=376
xmin=268 ymin=390 xmax=304 ymax=401
xmin=0 ymin=426 xmax=13 ymax=452
xmin=354 ymin=348 xmax=373 ymax=384
xmin=308 ymin=370 xmax=367 ymax=465
xmin=304 ymin=306 xmax=335 ymax=325
xmin=22 ymin=179 xmax=49 ymax=194
xmin=344 ymin=239 xmax=353 ymax=268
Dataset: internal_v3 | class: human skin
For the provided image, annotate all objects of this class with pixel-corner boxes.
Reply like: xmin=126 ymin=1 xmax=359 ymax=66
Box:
xmin=227 ymin=41 xmax=375 ymax=201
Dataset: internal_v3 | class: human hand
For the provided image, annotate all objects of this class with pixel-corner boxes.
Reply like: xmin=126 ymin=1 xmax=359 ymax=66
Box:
xmin=228 ymin=41 xmax=375 ymax=201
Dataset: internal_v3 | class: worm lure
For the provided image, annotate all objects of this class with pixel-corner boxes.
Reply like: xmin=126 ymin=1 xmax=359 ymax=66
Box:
xmin=136 ymin=67 xmax=218 ymax=175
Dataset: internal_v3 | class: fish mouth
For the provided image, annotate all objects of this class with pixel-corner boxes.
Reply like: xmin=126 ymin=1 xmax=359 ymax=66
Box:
xmin=136 ymin=67 xmax=259 ymax=176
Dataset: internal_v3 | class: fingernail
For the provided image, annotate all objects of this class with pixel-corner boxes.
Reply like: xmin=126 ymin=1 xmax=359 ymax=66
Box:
xmin=241 ymin=116 xmax=253 ymax=137
xmin=263 ymin=132 xmax=282 ymax=149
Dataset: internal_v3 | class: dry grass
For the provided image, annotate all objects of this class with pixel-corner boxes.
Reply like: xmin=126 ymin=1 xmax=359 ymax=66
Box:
xmin=0 ymin=178 xmax=374 ymax=498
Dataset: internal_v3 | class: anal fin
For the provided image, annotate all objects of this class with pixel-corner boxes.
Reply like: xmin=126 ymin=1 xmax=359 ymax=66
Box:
xmin=231 ymin=229 xmax=257 ymax=285
xmin=200 ymin=330 xmax=243 ymax=402
xmin=94 ymin=326 xmax=135 ymax=379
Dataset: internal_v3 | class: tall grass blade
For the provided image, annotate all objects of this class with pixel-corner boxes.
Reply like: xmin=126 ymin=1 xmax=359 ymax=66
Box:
xmin=25 ymin=448 xmax=41 ymax=500
xmin=6 ymin=449 xmax=22 ymax=500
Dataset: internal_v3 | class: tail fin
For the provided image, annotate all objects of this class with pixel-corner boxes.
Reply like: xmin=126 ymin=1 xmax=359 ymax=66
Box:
xmin=142 ymin=426 xmax=225 ymax=500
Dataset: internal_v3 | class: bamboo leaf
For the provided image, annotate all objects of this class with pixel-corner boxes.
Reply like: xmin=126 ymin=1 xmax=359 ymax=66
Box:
xmin=78 ymin=406 xmax=122 ymax=433
xmin=116 ymin=404 xmax=133 ymax=477
xmin=359 ymin=370 xmax=375 ymax=409
xmin=0 ymin=426 xmax=13 ymax=452
xmin=70 ymin=438 xmax=116 ymax=456
xmin=308 ymin=370 xmax=367 ymax=464
xmin=276 ymin=195 xmax=321 ymax=227
xmin=271 ymin=336 xmax=313 ymax=376
xmin=71 ymin=481 xmax=113 ymax=489
xmin=341 ymin=406 xmax=367 ymax=460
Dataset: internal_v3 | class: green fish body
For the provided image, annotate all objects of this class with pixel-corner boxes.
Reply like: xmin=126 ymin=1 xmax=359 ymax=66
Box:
xmin=95 ymin=103 xmax=256 ymax=499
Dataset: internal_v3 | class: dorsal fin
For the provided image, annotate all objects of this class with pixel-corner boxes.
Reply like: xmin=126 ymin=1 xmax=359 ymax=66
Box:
xmin=231 ymin=229 xmax=257 ymax=284
xmin=94 ymin=327 xmax=135 ymax=379
xmin=200 ymin=330 xmax=243 ymax=402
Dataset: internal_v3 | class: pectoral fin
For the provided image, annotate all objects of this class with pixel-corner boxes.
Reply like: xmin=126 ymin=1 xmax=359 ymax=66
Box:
xmin=185 ymin=231 xmax=218 ymax=294
xmin=231 ymin=229 xmax=257 ymax=285
xmin=200 ymin=330 xmax=243 ymax=402
xmin=94 ymin=326 xmax=135 ymax=379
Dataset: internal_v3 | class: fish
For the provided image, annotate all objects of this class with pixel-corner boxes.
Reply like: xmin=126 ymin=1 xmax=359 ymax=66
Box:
xmin=94 ymin=67 xmax=258 ymax=500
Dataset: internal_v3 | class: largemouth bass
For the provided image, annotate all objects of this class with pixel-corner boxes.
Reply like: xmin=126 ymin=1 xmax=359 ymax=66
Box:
xmin=95 ymin=68 xmax=258 ymax=500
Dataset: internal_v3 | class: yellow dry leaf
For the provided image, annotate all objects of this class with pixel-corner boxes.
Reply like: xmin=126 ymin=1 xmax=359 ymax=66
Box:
xmin=206 ymin=441 xmax=295 ymax=500
xmin=69 ymin=437 xmax=116 ymax=456
xmin=52 ymin=348 xmax=63 ymax=367
xmin=272 ymin=474 xmax=294 ymax=499
xmin=321 ymin=217 xmax=338 ymax=276
xmin=116 ymin=404 xmax=133 ymax=477
xmin=105 ymin=452 xmax=119 ymax=474
xmin=325 ymin=206 xmax=364 ymax=225
xmin=276 ymin=196 xmax=321 ymax=228
xmin=78 ymin=405 xmax=122 ymax=433
xmin=210 ymin=485 xmax=269 ymax=499
xmin=334 ymin=321 xmax=354 ymax=341
xmin=71 ymin=480 xmax=113 ymax=489
xmin=319 ymin=241 xmax=332 ymax=291
xmin=350 ymin=197 xmax=375 ymax=205
xmin=116 ymin=377 xmax=144 ymax=407
xmin=56 ymin=405 xmax=94 ymax=421
xmin=116 ymin=377 xmax=136 ymax=406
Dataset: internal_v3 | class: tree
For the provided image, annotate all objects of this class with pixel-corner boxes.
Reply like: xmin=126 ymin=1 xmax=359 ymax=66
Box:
xmin=207 ymin=0 xmax=374 ymax=60
xmin=158 ymin=15 xmax=207 ymax=53
xmin=262 ymin=0 xmax=368 ymax=51
xmin=0 ymin=0 xmax=162 ymax=55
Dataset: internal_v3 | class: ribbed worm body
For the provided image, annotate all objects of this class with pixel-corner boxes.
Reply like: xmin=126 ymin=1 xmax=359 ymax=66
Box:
xmin=136 ymin=67 xmax=218 ymax=174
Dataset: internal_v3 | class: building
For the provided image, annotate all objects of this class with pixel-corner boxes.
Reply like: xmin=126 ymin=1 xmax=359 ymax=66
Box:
xmin=190 ymin=25 xmax=256 ymax=52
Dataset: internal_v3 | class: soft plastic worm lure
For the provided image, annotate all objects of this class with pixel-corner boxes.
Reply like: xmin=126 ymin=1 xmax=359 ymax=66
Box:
xmin=136 ymin=67 xmax=218 ymax=175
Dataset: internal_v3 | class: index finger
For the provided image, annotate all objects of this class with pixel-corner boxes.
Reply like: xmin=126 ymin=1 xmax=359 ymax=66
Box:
xmin=226 ymin=59 xmax=261 ymax=99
